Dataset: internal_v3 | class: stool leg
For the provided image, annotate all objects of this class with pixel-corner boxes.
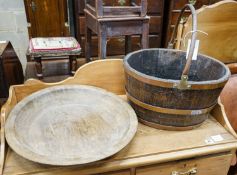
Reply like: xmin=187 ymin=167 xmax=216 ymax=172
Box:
xmin=125 ymin=35 xmax=132 ymax=54
xmin=98 ymin=25 xmax=107 ymax=59
xmin=35 ymin=56 xmax=43 ymax=79
xmin=141 ymin=22 xmax=149 ymax=49
xmin=69 ymin=55 xmax=77 ymax=75
xmin=85 ymin=27 xmax=92 ymax=62
xmin=26 ymin=53 xmax=31 ymax=62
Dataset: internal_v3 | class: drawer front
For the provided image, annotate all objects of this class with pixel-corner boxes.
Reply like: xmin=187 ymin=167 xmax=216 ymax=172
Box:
xmin=136 ymin=153 xmax=232 ymax=175
xmin=79 ymin=35 xmax=160 ymax=57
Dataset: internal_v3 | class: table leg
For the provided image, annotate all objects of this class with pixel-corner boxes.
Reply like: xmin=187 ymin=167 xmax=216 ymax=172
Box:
xmin=141 ymin=22 xmax=149 ymax=49
xmin=98 ymin=24 xmax=107 ymax=59
xmin=125 ymin=35 xmax=132 ymax=55
xmin=85 ymin=27 xmax=92 ymax=62
xmin=35 ymin=57 xmax=43 ymax=79
xmin=26 ymin=53 xmax=31 ymax=62
xmin=69 ymin=55 xmax=78 ymax=75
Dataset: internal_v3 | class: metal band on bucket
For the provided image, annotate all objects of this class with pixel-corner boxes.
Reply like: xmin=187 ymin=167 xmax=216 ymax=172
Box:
xmin=124 ymin=67 xmax=228 ymax=90
xmin=126 ymin=91 xmax=215 ymax=115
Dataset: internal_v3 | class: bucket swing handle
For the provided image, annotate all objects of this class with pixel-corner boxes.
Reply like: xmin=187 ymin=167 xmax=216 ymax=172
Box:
xmin=168 ymin=4 xmax=197 ymax=90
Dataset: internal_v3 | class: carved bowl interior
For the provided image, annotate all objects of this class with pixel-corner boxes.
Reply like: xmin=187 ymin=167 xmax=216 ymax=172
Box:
xmin=5 ymin=85 xmax=138 ymax=165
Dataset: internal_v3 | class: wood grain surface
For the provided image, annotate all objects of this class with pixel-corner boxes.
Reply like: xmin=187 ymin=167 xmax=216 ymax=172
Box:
xmin=124 ymin=48 xmax=230 ymax=129
xmin=2 ymin=116 xmax=237 ymax=175
xmin=1 ymin=59 xmax=237 ymax=175
xmin=4 ymin=85 xmax=138 ymax=166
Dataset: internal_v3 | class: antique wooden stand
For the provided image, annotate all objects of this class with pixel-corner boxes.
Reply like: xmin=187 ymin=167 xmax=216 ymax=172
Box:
xmin=84 ymin=0 xmax=150 ymax=61
xmin=26 ymin=38 xmax=81 ymax=79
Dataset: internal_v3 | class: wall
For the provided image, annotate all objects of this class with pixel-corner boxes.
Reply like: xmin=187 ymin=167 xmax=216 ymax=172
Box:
xmin=0 ymin=0 xmax=29 ymax=71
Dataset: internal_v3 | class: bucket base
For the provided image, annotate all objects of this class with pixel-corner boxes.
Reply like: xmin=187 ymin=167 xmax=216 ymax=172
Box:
xmin=138 ymin=118 xmax=203 ymax=131
xmin=130 ymin=101 xmax=209 ymax=130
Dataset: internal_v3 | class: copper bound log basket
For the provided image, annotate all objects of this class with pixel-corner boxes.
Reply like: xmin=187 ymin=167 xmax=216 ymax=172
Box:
xmin=124 ymin=4 xmax=230 ymax=130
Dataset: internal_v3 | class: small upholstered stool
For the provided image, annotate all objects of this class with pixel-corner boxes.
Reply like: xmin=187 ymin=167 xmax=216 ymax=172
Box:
xmin=26 ymin=37 xmax=81 ymax=79
xmin=84 ymin=0 xmax=149 ymax=61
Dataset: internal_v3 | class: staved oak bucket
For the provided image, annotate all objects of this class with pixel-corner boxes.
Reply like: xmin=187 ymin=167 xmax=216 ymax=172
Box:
xmin=124 ymin=49 xmax=230 ymax=130
xmin=124 ymin=4 xmax=230 ymax=130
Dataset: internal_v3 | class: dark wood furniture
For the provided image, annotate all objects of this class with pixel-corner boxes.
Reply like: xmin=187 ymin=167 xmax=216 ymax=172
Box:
xmin=26 ymin=51 xmax=81 ymax=79
xmin=25 ymin=60 xmax=73 ymax=83
xmin=74 ymin=0 xmax=164 ymax=57
xmin=26 ymin=38 xmax=81 ymax=79
xmin=84 ymin=0 xmax=149 ymax=60
xmin=24 ymin=0 xmax=69 ymax=37
xmin=0 ymin=41 xmax=24 ymax=107
xmin=162 ymin=0 xmax=223 ymax=47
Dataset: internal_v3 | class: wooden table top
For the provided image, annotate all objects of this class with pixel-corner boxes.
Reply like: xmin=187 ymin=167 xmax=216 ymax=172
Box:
xmin=3 ymin=115 xmax=237 ymax=175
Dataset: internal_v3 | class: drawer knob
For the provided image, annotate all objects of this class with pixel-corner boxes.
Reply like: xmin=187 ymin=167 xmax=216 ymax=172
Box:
xmin=171 ymin=168 xmax=197 ymax=175
xmin=189 ymin=0 xmax=196 ymax=5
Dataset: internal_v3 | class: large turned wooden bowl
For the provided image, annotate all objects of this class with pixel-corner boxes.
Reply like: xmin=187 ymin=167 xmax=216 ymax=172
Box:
xmin=5 ymin=85 xmax=138 ymax=165
xmin=124 ymin=49 xmax=230 ymax=130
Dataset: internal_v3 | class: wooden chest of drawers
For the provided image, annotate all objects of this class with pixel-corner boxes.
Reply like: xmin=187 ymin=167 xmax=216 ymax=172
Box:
xmin=74 ymin=0 xmax=164 ymax=57
xmin=2 ymin=59 xmax=237 ymax=175
xmin=136 ymin=153 xmax=232 ymax=175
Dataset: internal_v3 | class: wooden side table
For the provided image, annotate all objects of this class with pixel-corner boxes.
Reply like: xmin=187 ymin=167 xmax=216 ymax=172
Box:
xmin=84 ymin=0 xmax=150 ymax=61
xmin=27 ymin=37 xmax=81 ymax=79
